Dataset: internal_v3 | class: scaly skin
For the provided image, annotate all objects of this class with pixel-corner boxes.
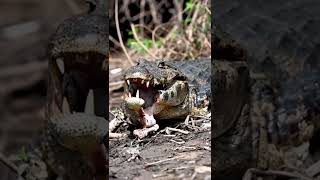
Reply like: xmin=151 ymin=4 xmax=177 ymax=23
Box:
xmin=46 ymin=0 xmax=108 ymax=118
xmin=213 ymin=0 xmax=320 ymax=178
xmin=14 ymin=1 xmax=109 ymax=180
xmin=17 ymin=113 xmax=108 ymax=180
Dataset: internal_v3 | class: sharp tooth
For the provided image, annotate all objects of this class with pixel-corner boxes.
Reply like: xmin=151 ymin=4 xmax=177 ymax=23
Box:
xmin=127 ymin=80 xmax=130 ymax=85
xmin=141 ymin=80 xmax=144 ymax=84
xmin=146 ymin=81 xmax=150 ymax=88
xmin=136 ymin=89 xmax=139 ymax=98
xmin=128 ymin=92 xmax=131 ymax=97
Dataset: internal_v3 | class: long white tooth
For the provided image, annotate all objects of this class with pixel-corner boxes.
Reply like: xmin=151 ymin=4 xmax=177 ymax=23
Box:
xmin=136 ymin=89 xmax=139 ymax=98
xmin=128 ymin=92 xmax=131 ymax=97
xmin=146 ymin=81 xmax=150 ymax=88
xmin=56 ymin=58 xmax=64 ymax=73
xmin=62 ymin=97 xmax=70 ymax=114
xmin=127 ymin=80 xmax=130 ymax=85
xmin=141 ymin=80 xmax=144 ymax=84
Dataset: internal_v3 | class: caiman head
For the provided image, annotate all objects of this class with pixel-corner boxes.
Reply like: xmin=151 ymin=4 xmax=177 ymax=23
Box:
xmin=46 ymin=0 xmax=108 ymax=118
xmin=123 ymin=59 xmax=191 ymax=128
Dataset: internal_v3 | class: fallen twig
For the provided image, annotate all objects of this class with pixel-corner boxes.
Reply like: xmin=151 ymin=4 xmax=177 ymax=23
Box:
xmin=169 ymin=139 xmax=185 ymax=145
xmin=166 ymin=127 xmax=189 ymax=135
xmin=173 ymin=146 xmax=197 ymax=151
xmin=163 ymin=134 xmax=176 ymax=137
xmin=145 ymin=155 xmax=183 ymax=167
xmin=191 ymin=115 xmax=211 ymax=120
xmin=184 ymin=115 xmax=190 ymax=125
xmin=109 ymin=133 xmax=127 ymax=139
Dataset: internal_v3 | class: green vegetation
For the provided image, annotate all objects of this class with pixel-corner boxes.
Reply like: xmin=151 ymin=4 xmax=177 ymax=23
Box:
xmin=17 ymin=146 xmax=28 ymax=162
xmin=126 ymin=0 xmax=211 ymax=59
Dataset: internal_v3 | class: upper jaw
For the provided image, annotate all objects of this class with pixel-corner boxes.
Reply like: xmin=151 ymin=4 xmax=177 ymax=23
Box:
xmin=125 ymin=77 xmax=153 ymax=89
xmin=124 ymin=77 xmax=159 ymax=108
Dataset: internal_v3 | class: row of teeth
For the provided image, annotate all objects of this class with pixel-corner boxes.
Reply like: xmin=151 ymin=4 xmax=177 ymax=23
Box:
xmin=128 ymin=89 xmax=139 ymax=98
xmin=126 ymin=79 xmax=150 ymax=88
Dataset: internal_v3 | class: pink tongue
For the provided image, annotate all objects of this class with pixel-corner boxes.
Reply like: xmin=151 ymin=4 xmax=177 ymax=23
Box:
xmin=140 ymin=105 xmax=156 ymax=127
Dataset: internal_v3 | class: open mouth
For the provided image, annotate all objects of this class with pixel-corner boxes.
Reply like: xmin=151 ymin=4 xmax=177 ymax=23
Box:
xmin=124 ymin=77 xmax=167 ymax=128
xmin=125 ymin=78 xmax=159 ymax=109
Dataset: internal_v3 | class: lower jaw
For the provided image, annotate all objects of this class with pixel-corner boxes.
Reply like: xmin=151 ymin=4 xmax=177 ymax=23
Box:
xmin=138 ymin=101 xmax=168 ymax=128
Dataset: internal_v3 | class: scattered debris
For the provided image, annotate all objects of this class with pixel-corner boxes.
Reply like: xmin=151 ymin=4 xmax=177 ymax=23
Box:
xmin=165 ymin=127 xmax=190 ymax=135
xmin=145 ymin=156 xmax=184 ymax=167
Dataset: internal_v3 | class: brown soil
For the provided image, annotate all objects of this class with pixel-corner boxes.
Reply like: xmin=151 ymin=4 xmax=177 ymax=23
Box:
xmin=109 ymin=127 xmax=211 ymax=179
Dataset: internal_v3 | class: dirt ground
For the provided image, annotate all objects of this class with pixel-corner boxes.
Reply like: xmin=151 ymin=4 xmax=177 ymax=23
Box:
xmin=109 ymin=129 xmax=211 ymax=179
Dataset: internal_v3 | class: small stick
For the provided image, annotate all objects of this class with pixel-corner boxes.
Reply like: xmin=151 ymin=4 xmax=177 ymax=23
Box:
xmin=109 ymin=133 xmax=127 ymax=139
xmin=109 ymin=35 xmax=122 ymax=48
xmin=184 ymin=115 xmax=190 ymax=125
xmin=152 ymin=173 xmax=166 ymax=178
xmin=169 ymin=139 xmax=185 ymax=145
xmin=115 ymin=0 xmax=134 ymax=66
xmin=147 ymin=0 xmax=161 ymax=25
xmin=166 ymin=127 xmax=189 ymax=135
xmin=191 ymin=115 xmax=210 ymax=120
xmin=191 ymin=172 xmax=197 ymax=180
xmin=189 ymin=2 xmax=201 ymax=29
xmin=191 ymin=117 xmax=195 ymax=127
xmin=139 ymin=0 xmax=146 ymax=37
xmin=173 ymin=0 xmax=183 ymax=22
xmin=163 ymin=135 xmax=176 ymax=137
xmin=172 ymin=166 xmax=191 ymax=170
xmin=173 ymin=146 xmax=197 ymax=151
xmin=145 ymin=155 xmax=183 ymax=167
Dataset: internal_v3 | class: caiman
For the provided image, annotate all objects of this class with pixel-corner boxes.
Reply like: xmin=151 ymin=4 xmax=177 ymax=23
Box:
xmin=213 ymin=0 xmax=320 ymax=179
xmin=46 ymin=0 xmax=108 ymax=118
xmin=2 ymin=1 xmax=109 ymax=180
xmin=109 ymin=58 xmax=249 ymax=140
xmin=11 ymin=113 xmax=108 ymax=180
